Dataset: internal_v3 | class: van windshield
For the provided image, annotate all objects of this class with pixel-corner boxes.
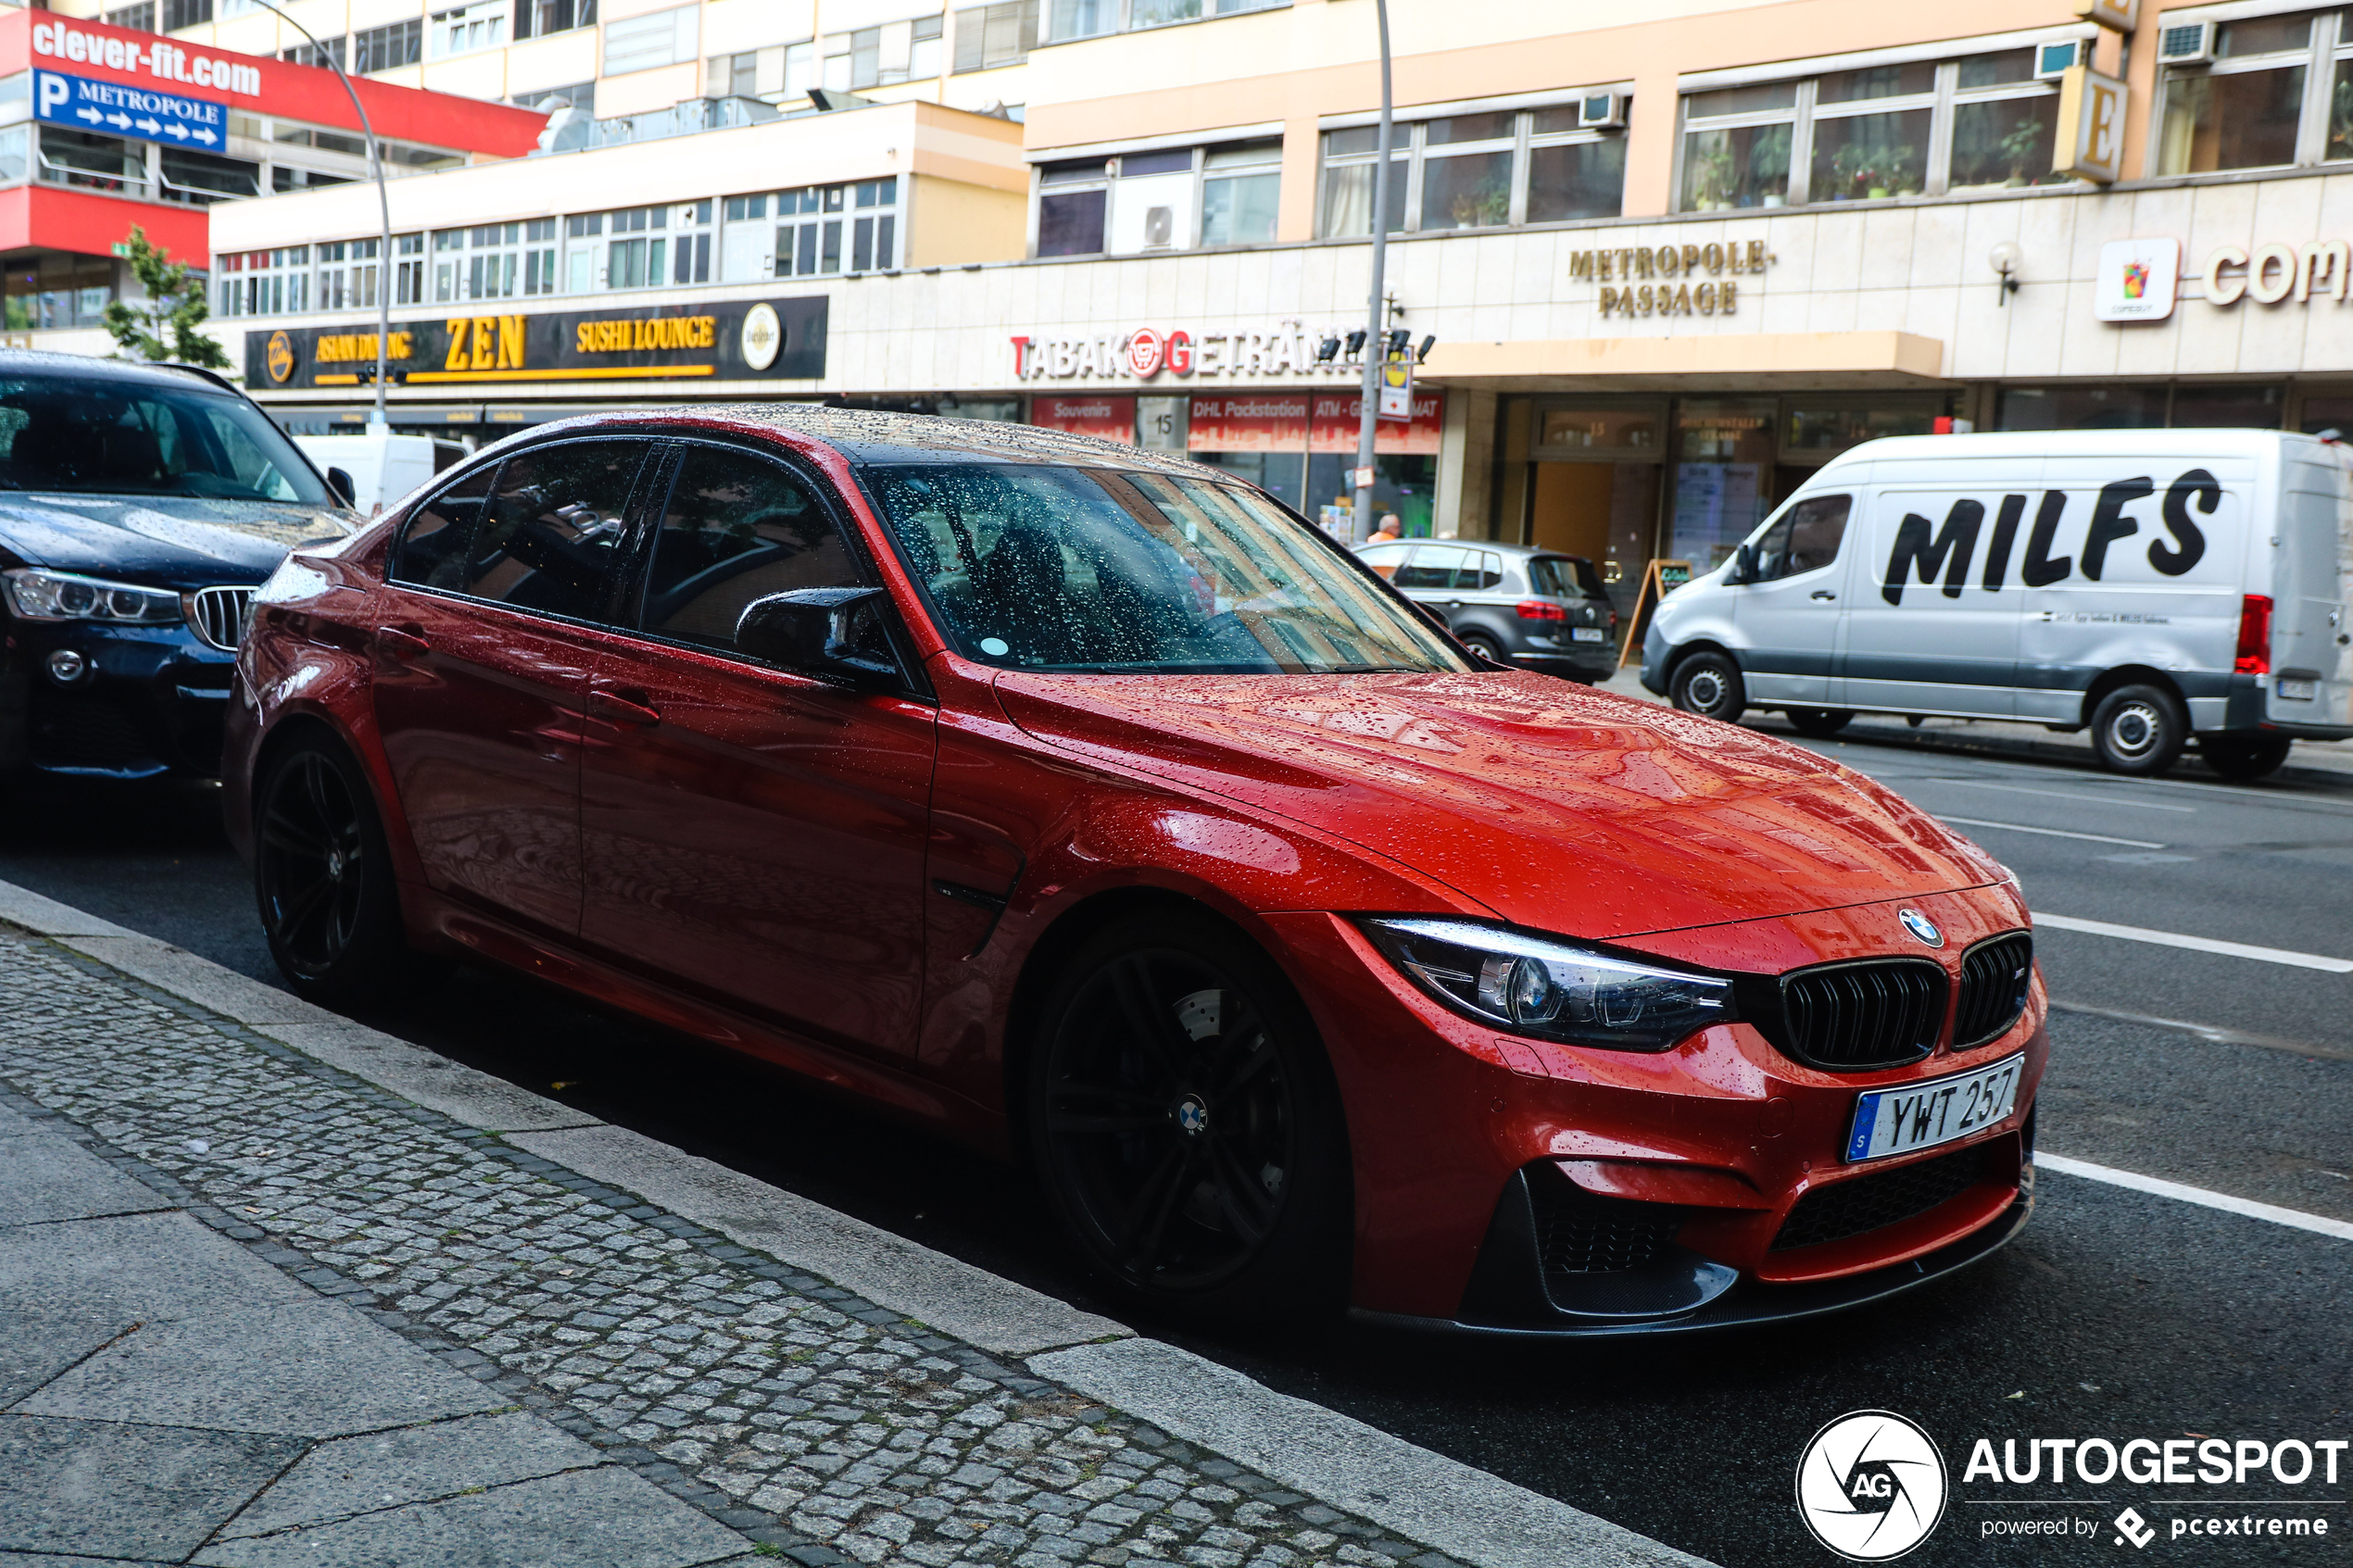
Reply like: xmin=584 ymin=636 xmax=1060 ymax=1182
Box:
xmin=862 ymin=463 xmax=1471 ymax=675
xmin=0 ymin=373 xmax=332 ymax=504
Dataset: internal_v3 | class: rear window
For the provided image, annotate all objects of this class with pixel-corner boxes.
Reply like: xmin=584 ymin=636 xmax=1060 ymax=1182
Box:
xmin=1529 ymin=555 xmax=1604 ymax=597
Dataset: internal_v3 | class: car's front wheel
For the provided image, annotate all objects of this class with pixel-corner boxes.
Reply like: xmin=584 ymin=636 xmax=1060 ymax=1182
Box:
xmin=253 ymin=734 xmax=410 ymax=1005
xmin=1027 ymin=912 xmax=1351 ymax=1322
xmin=2089 ymin=684 xmax=2187 ymax=776
xmin=1671 ymin=650 xmax=1746 ymax=723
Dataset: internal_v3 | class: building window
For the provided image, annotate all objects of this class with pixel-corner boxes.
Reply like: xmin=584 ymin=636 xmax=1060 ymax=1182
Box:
xmin=1037 ymin=158 xmax=1110 ymax=255
xmin=283 ymin=37 xmax=347 ymax=70
xmin=106 ymin=5 xmax=157 ymax=32
xmin=912 ymin=15 xmax=945 ymax=77
xmin=356 ymin=20 xmax=423 ymax=74
xmin=604 ymin=5 xmax=698 ymax=75
xmin=272 ymin=167 xmax=355 ymax=193
xmin=162 ymin=147 xmax=260 ymax=204
xmin=1316 ymin=104 xmax=1627 ymax=236
xmin=953 ymin=1 xmax=1038 ymax=72
xmin=2156 ymin=9 xmax=2348 ymax=173
xmin=514 ymin=82 xmax=595 ymax=114
xmin=162 ymin=0 xmax=214 ymax=29
xmin=849 ymin=28 xmax=883 ymax=89
xmin=395 ymin=232 xmax=425 ymax=305
xmin=712 ymin=51 xmax=760 ymax=97
xmin=1201 ymin=139 xmax=1281 ymax=245
xmin=435 ymin=220 xmax=560 ymax=301
xmin=601 ymin=205 xmax=669 ymax=289
xmin=785 ymin=43 xmax=816 ymax=95
xmin=6 ymin=257 xmax=118 ymax=331
xmin=1997 ymin=383 xmax=2285 ymax=431
xmin=216 ymin=247 xmax=310 ymax=318
xmin=432 ymin=2 xmax=508 ymax=57
xmin=564 ymin=212 xmax=602 ymax=292
xmin=514 ymin=0 xmax=597 ymax=40
xmin=1680 ymin=45 xmax=2070 ymax=210
xmin=671 ymin=201 xmax=712 ymax=285
xmin=39 ymin=128 xmax=148 ymax=196
xmin=1046 ymin=0 xmax=1282 ymax=43
xmin=318 ymin=239 xmax=380 ymax=310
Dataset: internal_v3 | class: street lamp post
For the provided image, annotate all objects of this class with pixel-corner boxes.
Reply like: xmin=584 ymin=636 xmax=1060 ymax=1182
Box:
xmin=242 ymin=0 xmax=395 ymax=433
xmin=1350 ymin=0 xmax=1393 ymax=543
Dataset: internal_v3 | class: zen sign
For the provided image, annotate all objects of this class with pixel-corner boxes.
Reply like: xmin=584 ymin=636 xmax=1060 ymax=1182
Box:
xmin=34 ymin=69 xmax=227 ymax=149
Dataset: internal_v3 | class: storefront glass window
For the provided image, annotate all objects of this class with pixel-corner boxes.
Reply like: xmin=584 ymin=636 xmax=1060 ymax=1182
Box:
xmin=5 ymin=256 xmax=118 ymax=331
xmin=1995 ymin=385 xmax=2168 ymax=431
xmin=1668 ymin=400 xmax=1774 ymax=572
xmin=2171 ymin=383 xmax=2285 ymax=429
xmin=2296 ymin=393 xmax=2353 ymax=433
xmin=1782 ymin=404 xmax=1940 ymax=457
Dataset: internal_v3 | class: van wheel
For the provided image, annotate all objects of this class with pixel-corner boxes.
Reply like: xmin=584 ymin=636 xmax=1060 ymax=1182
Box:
xmin=2089 ymin=684 xmax=2187 ymax=776
xmin=1784 ymin=708 xmax=1853 ymax=738
xmin=2200 ymin=734 xmax=2292 ymax=782
xmin=1027 ymin=913 xmax=1351 ymax=1323
xmin=1671 ymin=652 xmax=1745 ymax=723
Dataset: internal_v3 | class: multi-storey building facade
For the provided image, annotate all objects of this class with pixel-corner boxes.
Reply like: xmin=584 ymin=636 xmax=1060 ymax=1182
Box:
xmin=202 ymin=0 xmax=2353 ymax=614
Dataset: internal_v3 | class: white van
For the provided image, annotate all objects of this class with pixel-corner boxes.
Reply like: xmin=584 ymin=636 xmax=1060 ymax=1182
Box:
xmin=292 ymin=433 xmax=467 ymax=516
xmin=1641 ymin=431 xmax=2353 ymax=778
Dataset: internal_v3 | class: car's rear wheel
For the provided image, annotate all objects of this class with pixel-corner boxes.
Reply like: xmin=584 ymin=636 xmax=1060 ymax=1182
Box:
xmin=2200 ymin=733 xmax=2292 ymax=782
xmin=1457 ymin=631 xmax=1507 ymax=665
xmin=1671 ymin=650 xmax=1746 ymax=723
xmin=2089 ymin=684 xmax=2187 ymax=776
xmin=1027 ymin=913 xmax=1350 ymax=1322
xmin=254 ymin=735 xmax=409 ymax=1005
xmin=1784 ymin=707 xmax=1854 ymax=738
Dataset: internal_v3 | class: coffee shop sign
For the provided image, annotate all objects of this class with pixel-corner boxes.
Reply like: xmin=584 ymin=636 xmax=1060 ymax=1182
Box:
xmin=1013 ymin=326 xmax=1347 ymax=381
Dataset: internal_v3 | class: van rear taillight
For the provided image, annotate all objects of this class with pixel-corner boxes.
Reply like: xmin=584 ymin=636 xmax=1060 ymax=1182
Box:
xmin=2235 ymin=595 xmax=2273 ymax=675
xmin=1516 ymin=600 xmax=1567 ymax=621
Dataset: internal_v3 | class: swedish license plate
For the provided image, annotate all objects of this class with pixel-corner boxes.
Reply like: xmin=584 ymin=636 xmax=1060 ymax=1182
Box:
xmin=1570 ymin=626 xmax=1607 ymax=643
xmin=2278 ymin=677 xmax=2318 ymax=701
xmin=1844 ymin=1055 xmax=2023 ymax=1163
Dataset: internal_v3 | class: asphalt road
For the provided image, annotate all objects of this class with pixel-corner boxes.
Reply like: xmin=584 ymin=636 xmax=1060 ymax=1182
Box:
xmin=3 ymin=720 xmax=2348 ymax=1568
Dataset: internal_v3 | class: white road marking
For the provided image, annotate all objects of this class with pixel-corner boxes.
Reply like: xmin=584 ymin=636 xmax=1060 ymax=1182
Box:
xmin=1930 ymin=779 xmax=2196 ymax=812
xmin=2035 ymin=1152 xmax=2353 ymax=1242
xmin=2032 ymin=912 xmax=2353 ymax=973
xmin=1934 ymin=815 xmax=2166 ymax=848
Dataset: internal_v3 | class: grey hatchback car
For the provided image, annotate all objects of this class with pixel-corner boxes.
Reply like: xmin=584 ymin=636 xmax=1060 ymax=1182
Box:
xmin=1354 ymin=538 xmax=1617 ymax=681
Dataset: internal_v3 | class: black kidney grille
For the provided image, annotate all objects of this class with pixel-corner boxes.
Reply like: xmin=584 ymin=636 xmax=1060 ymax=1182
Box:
xmin=1779 ymin=960 xmax=1946 ymax=1071
xmin=1771 ymin=1143 xmax=1993 ymax=1252
xmin=1955 ymin=933 xmax=2033 ymax=1048
xmin=1526 ymin=1166 xmax=1684 ymax=1275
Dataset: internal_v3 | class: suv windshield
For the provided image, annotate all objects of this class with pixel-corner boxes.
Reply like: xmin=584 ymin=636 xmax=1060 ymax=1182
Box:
xmin=864 ymin=463 xmax=1469 ymax=675
xmin=0 ymin=372 xmax=332 ymax=504
xmin=1529 ymin=555 xmax=1604 ymax=598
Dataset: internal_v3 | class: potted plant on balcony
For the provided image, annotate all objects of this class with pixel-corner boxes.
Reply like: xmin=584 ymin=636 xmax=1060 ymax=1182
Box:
xmin=1890 ymin=144 xmax=1922 ymax=197
xmin=2002 ymin=118 xmax=2045 ymax=185
xmin=1689 ymin=142 xmax=1735 ymax=210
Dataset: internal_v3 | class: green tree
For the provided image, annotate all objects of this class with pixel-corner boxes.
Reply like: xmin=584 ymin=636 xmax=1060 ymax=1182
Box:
xmin=101 ymin=227 xmax=231 ymax=370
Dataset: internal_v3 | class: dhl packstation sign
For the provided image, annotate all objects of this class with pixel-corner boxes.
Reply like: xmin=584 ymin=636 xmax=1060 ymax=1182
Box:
xmin=248 ymin=297 xmax=828 ymax=392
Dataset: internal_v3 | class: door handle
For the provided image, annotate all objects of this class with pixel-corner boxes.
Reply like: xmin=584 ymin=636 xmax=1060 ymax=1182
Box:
xmin=1811 ymin=591 xmax=1838 ymax=600
xmin=587 ymin=687 xmax=661 ymax=726
xmin=372 ymin=624 xmax=429 ymax=660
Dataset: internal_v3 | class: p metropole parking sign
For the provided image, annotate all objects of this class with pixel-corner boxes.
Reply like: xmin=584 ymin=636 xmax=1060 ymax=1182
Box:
xmin=1797 ymin=1411 xmax=1950 ymax=1561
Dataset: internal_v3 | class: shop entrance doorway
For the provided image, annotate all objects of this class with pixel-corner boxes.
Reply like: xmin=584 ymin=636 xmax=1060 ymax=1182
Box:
xmin=1529 ymin=461 xmax=1659 ymax=624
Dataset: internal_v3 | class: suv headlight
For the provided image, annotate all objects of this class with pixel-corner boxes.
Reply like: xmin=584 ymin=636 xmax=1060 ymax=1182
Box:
xmin=2 ymin=569 xmax=182 ymax=625
xmin=1362 ymin=917 xmax=1736 ymax=1052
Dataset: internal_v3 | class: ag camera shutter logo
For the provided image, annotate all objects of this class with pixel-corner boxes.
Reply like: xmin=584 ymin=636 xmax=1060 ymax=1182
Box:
xmin=1795 ymin=1411 xmax=1948 ymax=1561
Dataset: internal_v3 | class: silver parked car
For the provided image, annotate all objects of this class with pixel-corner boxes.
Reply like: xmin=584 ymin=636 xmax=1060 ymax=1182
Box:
xmin=1355 ymin=538 xmax=1618 ymax=681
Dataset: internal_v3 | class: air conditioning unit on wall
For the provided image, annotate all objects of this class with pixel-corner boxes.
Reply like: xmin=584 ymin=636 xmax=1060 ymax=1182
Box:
xmin=2035 ymin=39 xmax=2091 ymax=79
xmin=1579 ymin=92 xmax=1626 ymax=131
xmin=2158 ymin=19 xmax=2215 ymax=64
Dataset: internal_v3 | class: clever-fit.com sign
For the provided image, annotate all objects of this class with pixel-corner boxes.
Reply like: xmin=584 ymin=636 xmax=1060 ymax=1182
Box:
xmin=28 ymin=19 xmax=263 ymax=99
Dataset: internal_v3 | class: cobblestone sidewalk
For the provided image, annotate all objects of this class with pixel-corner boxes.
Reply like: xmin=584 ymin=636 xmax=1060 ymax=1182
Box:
xmin=0 ymin=922 xmax=1472 ymax=1568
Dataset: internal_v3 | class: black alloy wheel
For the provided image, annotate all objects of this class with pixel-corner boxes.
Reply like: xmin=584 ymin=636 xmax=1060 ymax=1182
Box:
xmin=1784 ymin=707 xmax=1854 ymax=738
xmin=2088 ymin=683 xmax=2187 ymax=776
xmin=1671 ymin=650 xmax=1746 ymax=723
xmin=254 ymin=737 xmax=408 ymax=1004
xmin=2200 ymin=733 xmax=2293 ymax=782
xmin=1029 ymin=915 xmax=1349 ymax=1320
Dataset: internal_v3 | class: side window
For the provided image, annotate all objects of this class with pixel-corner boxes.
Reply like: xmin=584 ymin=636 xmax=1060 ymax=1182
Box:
xmin=393 ymin=441 xmax=648 ymax=620
xmin=639 ymin=445 xmax=860 ymax=654
xmin=1475 ymin=551 xmax=1504 ymax=590
xmin=1357 ymin=545 xmax=1409 ymax=580
xmin=392 ymin=464 xmax=499 ymax=591
xmin=1753 ymin=495 xmax=1851 ymax=581
xmin=1396 ymin=545 xmax=1468 ymax=589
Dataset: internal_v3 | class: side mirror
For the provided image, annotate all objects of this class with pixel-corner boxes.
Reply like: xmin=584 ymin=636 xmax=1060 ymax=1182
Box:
xmin=736 ymin=587 xmax=901 ymax=689
xmin=325 ymin=467 xmax=358 ymax=508
xmin=1730 ymin=542 xmax=1759 ymax=584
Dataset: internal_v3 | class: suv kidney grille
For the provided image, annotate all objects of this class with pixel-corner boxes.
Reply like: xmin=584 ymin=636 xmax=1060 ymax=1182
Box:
xmin=1779 ymin=960 xmax=1946 ymax=1071
xmin=187 ymin=586 xmax=257 ymax=652
xmin=1955 ymin=933 xmax=2033 ymax=1048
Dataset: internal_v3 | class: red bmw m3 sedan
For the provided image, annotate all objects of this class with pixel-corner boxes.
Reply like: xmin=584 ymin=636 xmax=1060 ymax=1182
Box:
xmin=224 ymin=408 xmax=2045 ymax=1335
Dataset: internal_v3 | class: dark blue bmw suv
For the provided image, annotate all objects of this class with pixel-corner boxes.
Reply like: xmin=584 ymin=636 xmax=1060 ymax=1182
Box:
xmin=0 ymin=352 xmax=356 ymax=780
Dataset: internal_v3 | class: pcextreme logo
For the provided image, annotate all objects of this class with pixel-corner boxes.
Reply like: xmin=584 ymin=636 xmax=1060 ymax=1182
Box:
xmin=1796 ymin=1411 xmax=1949 ymax=1562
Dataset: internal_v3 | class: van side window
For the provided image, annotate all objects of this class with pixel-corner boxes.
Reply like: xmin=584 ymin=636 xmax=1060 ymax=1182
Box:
xmin=1753 ymin=495 xmax=1852 ymax=580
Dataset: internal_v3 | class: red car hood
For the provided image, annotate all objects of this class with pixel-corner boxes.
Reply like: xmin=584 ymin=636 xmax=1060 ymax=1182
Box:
xmin=992 ymin=670 xmax=2008 ymax=940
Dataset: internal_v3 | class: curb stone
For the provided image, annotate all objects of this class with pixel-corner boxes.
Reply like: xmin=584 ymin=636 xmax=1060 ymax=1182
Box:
xmin=0 ymin=875 xmax=1717 ymax=1568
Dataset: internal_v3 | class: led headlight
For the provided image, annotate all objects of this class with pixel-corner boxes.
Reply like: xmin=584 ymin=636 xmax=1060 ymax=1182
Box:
xmin=2 ymin=569 xmax=182 ymax=625
xmin=1363 ymin=917 xmax=1736 ymax=1053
